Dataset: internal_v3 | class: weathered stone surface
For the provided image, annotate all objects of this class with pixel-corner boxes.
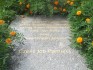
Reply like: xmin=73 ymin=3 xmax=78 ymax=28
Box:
xmin=10 ymin=16 xmax=88 ymax=70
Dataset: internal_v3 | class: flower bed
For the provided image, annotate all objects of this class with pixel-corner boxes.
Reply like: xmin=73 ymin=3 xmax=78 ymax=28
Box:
xmin=68 ymin=0 xmax=93 ymax=69
xmin=0 ymin=0 xmax=22 ymax=69
xmin=0 ymin=0 xmax=93 ymax=70
xmin=0 ymin=20 xmax=19 ymax=70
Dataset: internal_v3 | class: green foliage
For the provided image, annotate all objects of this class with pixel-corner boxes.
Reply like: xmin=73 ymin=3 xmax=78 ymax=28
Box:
xmin=0 ymin=0 xmax=16 ymax=24
xmin=14 ymin=0 xmax=67 ymax=16
xmin=0 ymin=22 xmax=23 ymax=70
xmin=0 ymin=1 xmax=22 ymax=69
xmin=0 ymin=24 xmax=12 ymax=70
xmin=0 ymin=0 xmax=14 ymax=9
xmin=0 ymin=0 xmax=93 ymax=70
xmin=68 ymin=0 xmax=93 ymax=69
xmin=0 ymin=10 xmax=15 ymax=24
xmin=12 ymin=0 xmax=80 ymax=16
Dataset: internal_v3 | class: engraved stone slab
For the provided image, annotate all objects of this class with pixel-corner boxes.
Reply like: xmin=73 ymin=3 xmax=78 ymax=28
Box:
xmin=10 ymin=16 xmax=88 ymax=70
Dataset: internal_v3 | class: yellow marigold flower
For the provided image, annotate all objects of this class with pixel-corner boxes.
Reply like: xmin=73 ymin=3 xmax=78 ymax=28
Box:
xmin=6 ymin=38 xmax=12 ymax=44
xmin=67 ymin=1 xmax=70 ymax=4
xmin=10 ymin=31 xmax=16 ymax=36
xmin=0 ymin=20 xmax=5 ymax=25
xmin=19 ymin=2 xmax=22 ymax=5
xmin=26 ymin=4 xmax=30 ymax=9
xmin=77 ymin=37 xmax=83 ymax=43
xmin=54 ymin=7 xmax=57 ymax=10
xmin=86 ymin=18 xmax=90 ymax=23
xmin=70 ymin=2 xmax=74 ymax=6
xmin=63 ymin=8 xmax=66 ymax=12
xmin=76 ymin=11 xmax=82 ymax=16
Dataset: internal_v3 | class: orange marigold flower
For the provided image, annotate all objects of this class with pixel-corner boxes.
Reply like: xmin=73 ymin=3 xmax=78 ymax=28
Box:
xmin=26 ymin=4 xmax=30 ymax=9
xmin=19 ymin=2 xmax=22 ymax=5
xmin=86 ymin=18 xmax=90 ymax=23
xmin=76 ymin=11 xmax=82 ymax=16
xmin=70 ymin=2 xmax=74 ymax=6
xmin=54 ymin=1 xmax=59 ymax=5
xmin=77 ymin=37 xmax=83 ymax=43
xmin=10 ymin=31 xmax=16 ymax=36
xmin=30 ymin=11 xmax=33 ymax=14
xmin=63 ymin=8 xmax=66 ymax=12
xmin=54 ymin=7 xmax=57 ymax=10
xmin=0 ymin=20 xmax=5 ymax=25
xmin=6 ymin=38 xmax=12 ymax=44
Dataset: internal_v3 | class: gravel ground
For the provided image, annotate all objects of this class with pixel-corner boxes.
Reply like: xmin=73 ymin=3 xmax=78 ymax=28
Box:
xmin=10 ymin=15 xmax=88 ymax=70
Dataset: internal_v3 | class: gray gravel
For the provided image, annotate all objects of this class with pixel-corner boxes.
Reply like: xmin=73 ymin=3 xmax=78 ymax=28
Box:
xmin=10 ymin=16 xmax=88 ymax=70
